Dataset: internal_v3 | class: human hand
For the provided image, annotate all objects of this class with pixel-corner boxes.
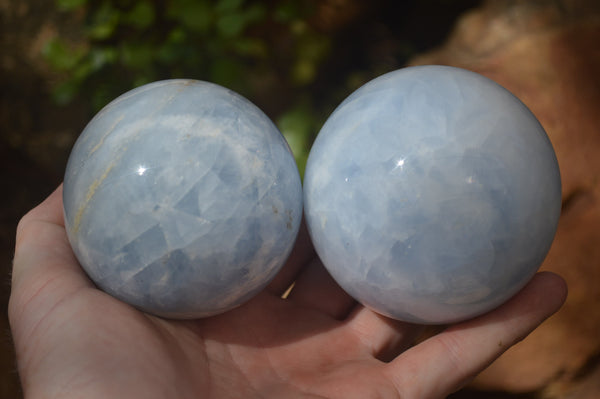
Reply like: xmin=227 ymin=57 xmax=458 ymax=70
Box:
xmin=9 ymin=185 xmax=567 ymax=399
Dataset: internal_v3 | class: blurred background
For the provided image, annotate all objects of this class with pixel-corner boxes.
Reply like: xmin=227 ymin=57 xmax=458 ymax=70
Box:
xmin=2 ymin=0 xmax=599 ymax=397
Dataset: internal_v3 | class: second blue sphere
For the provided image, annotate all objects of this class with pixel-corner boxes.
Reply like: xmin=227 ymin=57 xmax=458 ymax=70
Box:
xmin=304 ymin=65 xmax=561 ymax=324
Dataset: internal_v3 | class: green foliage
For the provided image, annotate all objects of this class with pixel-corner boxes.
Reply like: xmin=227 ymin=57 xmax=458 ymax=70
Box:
xmin=277 ymin=99 xmax=319 ymax=177
xmin=43 ymin=38 xmax=86 ymax=71
xmin=45 ymin=0 xmax=326 ymax=101
xmin=291 ymin=24 xmax=330 ymax=86
xmin=56 ymin=0 xmax=87 ymax=11
xmin=44 ymin=0 xmax=342 ymax=171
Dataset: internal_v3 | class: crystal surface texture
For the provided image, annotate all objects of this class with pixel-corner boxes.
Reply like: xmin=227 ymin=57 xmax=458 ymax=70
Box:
xmin=304 ymin=66 xmax=561 ymax=324
xmin=63 ymin=80 xmax=303 ymax=319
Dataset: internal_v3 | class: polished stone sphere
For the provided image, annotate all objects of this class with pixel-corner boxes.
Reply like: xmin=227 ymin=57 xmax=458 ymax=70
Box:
xmin=63 ymin=80 xmax=303 ymax=319
xmin=304 ymin=65 xmax=561 ymax=324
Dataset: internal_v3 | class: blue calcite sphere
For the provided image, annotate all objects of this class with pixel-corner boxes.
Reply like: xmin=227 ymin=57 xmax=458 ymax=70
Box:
xmin=304 ymin=65 xmax=561 ymax=324
xmin=63 ymin=80 xmax=303 ymax=319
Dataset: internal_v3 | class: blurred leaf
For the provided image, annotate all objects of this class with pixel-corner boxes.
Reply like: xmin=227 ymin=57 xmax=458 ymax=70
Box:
xmin=120 ymin=42 xmax=155 ymax=70
xmin=233 ymin=37 xmax=267 ymax=57
xmin=72 ymin=58 xmax=93 ymax=80
xmin=297 ymin=33 xmax=330 ymax=63
xmin=87 ymin=2 xmax=120 ymax=40
xmin=42 ymin=38 xmax=86 ymax=71
xmin=91 ymin=83 xmax=120 ymax=111
xmin=273 ymin=0 xmax=301 ymax=23
xmin=93 ymin=47 xmax=118 ymax=68
xmin=133 ymin=74 xmax=154 ymax=88
xmin=346 ymin=71 xmax=369 ymax=91
xmin=290 ymin=20 xmax=308 ymax=35
xmin=56 ymin=0 xmax=87 ymax=11
xmin=292 ymin=31 xmax=330 ymax=85
xmin=244 ymin=3 xmax=267 ymax=24
xmin=51 ymin=79 xmax=82 ymax=105
xmin=210 ymin=58 xmax=242 ymax=88
xmin=123 ymin=1 xmax=155 ymax=30
xmin=215 ymin=0 xmax=244 ymax=14
xmin=168 ymin=0 xmax=212 ymax=33
xmin=167 ymin=27 xmax=187 ymax=43
xmin=216 ymin=3 xmax=265 ymax=37
xmin=216 ymin=12 xmax=247 ymax=37
xmin=292 ymin=59 xmax=316 ymax=85
xmin=157 ymin=29 xmax=189 ymax=64
xmin=277 ymin=102 xmax=315 ymax=177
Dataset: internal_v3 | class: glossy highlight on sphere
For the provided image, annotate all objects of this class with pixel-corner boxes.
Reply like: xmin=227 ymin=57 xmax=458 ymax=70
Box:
xmin=63 ymin=80 xmax=303 ymax=319
xmin=304 ymin=65 xmax=561 ymax=324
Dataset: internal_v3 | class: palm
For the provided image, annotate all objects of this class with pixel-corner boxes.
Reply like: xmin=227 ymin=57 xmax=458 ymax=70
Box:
xmin=136 ymin=293 xmax=399 ymax=399
xmin=9 ymin=187 xmax=567 ymax=399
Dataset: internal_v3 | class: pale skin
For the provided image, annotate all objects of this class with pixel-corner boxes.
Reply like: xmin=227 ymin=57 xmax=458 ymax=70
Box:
xmin=9 ymin=185 xmax=567 ymax=399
